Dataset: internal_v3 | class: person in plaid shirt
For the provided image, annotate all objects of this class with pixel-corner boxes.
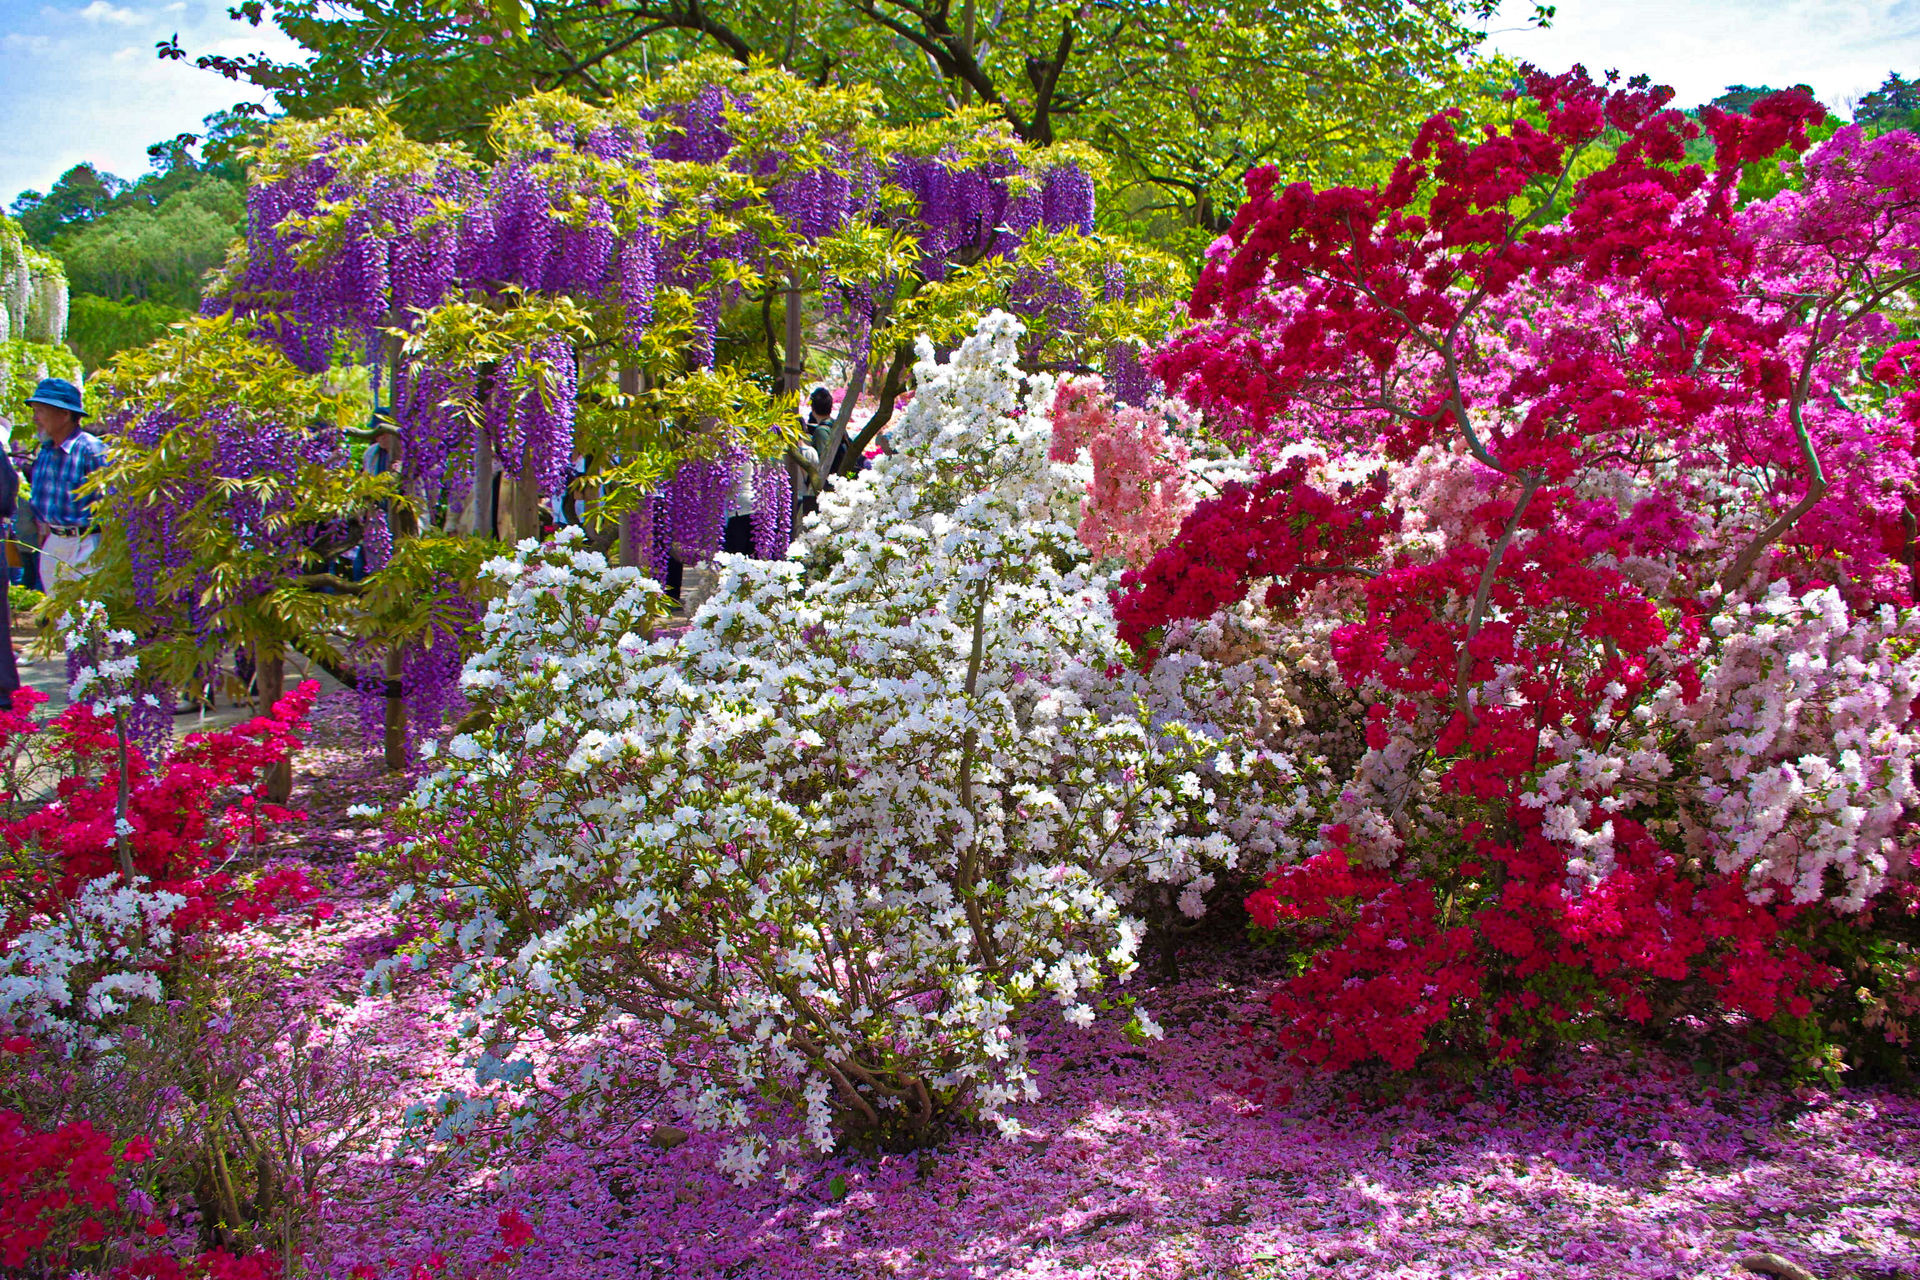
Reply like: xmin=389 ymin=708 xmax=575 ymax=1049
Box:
xmin=24 ymin=378 xmax=107 ymax=587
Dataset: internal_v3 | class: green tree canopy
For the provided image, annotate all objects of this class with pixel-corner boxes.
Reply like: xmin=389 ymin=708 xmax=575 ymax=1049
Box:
xmin=57 ymin=181 xmax=244 ymax=311
xmin=1856 ymin=71 xmax=1920 ymax=132
xmin=172 ymin=0 xmax=1538 ymax=257
xmin=9 ymin=114 xmax=256 ymax=369
xmin=9 ymin=164 xmax=126 ymax=245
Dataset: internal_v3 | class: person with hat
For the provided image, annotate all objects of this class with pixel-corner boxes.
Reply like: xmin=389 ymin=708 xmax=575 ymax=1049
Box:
xmin=0 ymin=439 xmax=21 ymax=699
xmin=24 ymin=377 xmax=107 ymax=588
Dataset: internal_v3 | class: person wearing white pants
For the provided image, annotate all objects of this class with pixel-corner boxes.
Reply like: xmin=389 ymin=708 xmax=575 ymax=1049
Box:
xmin=40 ymin=528 xmax=100 ymax=587
xmin=24 ymin=379 xmax=106 ymax=590
xmin=24 ymin=377 xmax=107 ymax=606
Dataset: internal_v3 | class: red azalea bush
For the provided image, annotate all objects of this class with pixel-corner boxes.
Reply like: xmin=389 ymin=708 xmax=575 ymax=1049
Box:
xmin=0 ymin=678 xmax=324 ymax=956
xmin=0 ymin=1103 xmax=278 ymax=1277
xmin=0 ymin=671 xmax=326 ymax=1273
xmin=0 ymin=1107 xmax=138 ymax=1267
xmin=1116 ymin=68 xmax=1920 ymax=1075
xmin=116 ymin=1252 xmax=282 ymax=1280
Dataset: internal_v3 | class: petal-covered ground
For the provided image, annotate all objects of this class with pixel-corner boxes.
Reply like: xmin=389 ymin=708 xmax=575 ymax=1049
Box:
xmin=254 ymin=695 xmax=1920 ymax=1280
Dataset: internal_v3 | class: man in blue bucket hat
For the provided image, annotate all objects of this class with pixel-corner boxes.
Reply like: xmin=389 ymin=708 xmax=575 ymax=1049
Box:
xmin=24 ymin=377 xmax=108 ymax=588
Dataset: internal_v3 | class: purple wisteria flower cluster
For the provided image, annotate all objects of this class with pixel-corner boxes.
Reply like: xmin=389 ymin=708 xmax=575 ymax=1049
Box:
xmin=209 ymin=76 xmax=1112 ymax=596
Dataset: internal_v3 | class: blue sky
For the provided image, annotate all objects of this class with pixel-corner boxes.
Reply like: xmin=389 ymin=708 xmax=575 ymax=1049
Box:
xmin=0 ymin=0 xmax=1916 ymax=204
xmin=1487 ymin=0 xmax=1920 ymax=112
xmin=0 ymin=0 xmax=293 ymax=202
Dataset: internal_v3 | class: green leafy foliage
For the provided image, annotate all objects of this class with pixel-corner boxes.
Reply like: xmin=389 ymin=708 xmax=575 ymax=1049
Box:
xmin=175 ymin=0 xmax=1517 ymax=259
xmin=8 ymin=110 xmax=256 ymax=248
xmin=9 ymin=122 xmax=254 ymax=378
xmin=63 ymin=296 xmax=190 ymax=373
xmin=70 ymin=315 xmax=409 ymax=685
xmin=57 ymin=181 xmax=245 ymax=310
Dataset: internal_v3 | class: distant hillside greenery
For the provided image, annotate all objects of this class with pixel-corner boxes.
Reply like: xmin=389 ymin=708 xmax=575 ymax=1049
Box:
xmin=7 ymin=112 xmax=253 ymax=370
xmin=58 ymin=181 xmax=244 ymax=310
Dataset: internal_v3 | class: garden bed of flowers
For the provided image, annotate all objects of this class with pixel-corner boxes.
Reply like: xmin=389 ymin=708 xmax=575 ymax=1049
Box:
xmin=194 ymin=692 xmax=1920 ymax=1280
xmin=8 ymin=66 xmax=1920 ymax=1280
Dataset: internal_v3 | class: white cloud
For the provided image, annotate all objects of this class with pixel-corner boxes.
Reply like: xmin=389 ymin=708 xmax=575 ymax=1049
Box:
xmin=1488 ymin=0 xmax=1920 ymax=114
xmin=0 ymin=1 xmax=299 ymax=200
xmin=75 ymin=1 xmax=143 ymax=25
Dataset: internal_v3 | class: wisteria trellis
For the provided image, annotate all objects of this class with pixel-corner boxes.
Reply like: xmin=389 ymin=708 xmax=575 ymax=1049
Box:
xmin=89 ymin=60 xmax=1182 ymax=762
xmin=212 ymin=62 xmax=1136 ymax=572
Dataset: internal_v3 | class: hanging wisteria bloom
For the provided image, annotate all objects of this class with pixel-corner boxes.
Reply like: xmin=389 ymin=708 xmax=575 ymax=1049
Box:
xmin=660 ymin=442 xmax=750 ymax=564
xmin=751 ymin=461 xmax=793 ymax=560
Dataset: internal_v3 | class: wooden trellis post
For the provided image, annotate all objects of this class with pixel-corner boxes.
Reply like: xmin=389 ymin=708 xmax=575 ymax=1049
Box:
xmin=619 ymin=365 xmax=644 ymax=569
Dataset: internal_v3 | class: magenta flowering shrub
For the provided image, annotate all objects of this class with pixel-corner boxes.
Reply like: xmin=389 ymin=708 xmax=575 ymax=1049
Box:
xmin=1103 ymin=69 xmax=1920 ymax=1074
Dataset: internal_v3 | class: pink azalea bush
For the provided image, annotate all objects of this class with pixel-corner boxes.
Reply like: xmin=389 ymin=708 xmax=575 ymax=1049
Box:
xmin=0 ymin=618 xmax=336 ymax=1272
xmin=1106 ymin=69 xmax=1920 ymax=1075
xmin=1047 ymin=377 xmax=1194 ymax=568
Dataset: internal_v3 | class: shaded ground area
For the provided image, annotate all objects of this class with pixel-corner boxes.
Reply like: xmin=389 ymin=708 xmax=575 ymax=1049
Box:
xmin=245 ymin=692 xmax=1920 ymax=1280
xmin=13 ymin=624 xmax=349 ymax=735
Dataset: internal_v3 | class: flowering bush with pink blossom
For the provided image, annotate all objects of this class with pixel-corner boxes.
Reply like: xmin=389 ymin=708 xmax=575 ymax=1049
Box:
xmin=1108 ymin=70 xmax=1920 ymax=1075
xmin=0 ymin=607 xmax=358 ymax=1274
xmin=0 ymin=607 xmax=323 ymax=1054
xmin=1046 ymin=377 xmax=1197 ymax=568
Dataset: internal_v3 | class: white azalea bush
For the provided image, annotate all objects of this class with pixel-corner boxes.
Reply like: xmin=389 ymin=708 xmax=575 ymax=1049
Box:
xmin=1679 ymin=583 xmax=1920 ymax=912
xmin=383 ymin=313 xmax=1319 ymax=1174
xmin=0 ymin=875 xmax=184 ymax=1052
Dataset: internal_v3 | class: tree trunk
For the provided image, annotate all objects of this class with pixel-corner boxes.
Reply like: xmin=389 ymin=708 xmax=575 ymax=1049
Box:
xmin=383 ymin=310 xmax=404 ymax=400
xmin=514 ymin=461 xmax=539 ymax=543
xmin=620 ymin=509 xmax=642 ymax=569
xmin=255 ymin=649 xmax=293 ymax=804
xmin=783 ymin=276 xmax=806 ymax=395
xmin=495 ymin=474 xmax=520 ymax=545
xmin=958 ymin=0 xmax=977 ymax=105
xmin=461 ymin=430 xmax=494 ymax=538
xmin=619 ymin=366 xmax=645 ymax=570
xmin=383 ymin=647 xmax=407 ymax=771
xmin=493 ymin=464 xmax=541 ymax=547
